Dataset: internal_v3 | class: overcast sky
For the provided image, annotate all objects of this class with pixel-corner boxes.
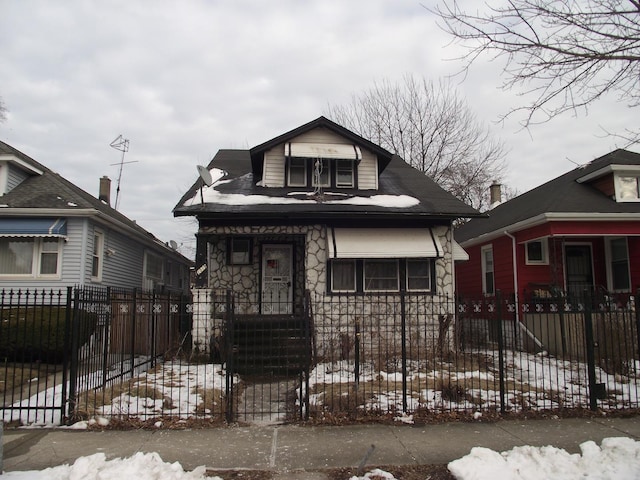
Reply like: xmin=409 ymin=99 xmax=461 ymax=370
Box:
xmin=1 ymin=0 xmax=636 ymax=258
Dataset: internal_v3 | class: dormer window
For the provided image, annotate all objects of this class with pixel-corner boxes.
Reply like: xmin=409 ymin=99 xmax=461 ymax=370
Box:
xmin=288 ymin=157 xmax=307 ymax=187
xmin=336 ymin=160 xmax=354 ymax=188
xmin=284 ymin=142 xmax=360 ymax=189
xmin=617 ymin=176 xmax=640 ymax=201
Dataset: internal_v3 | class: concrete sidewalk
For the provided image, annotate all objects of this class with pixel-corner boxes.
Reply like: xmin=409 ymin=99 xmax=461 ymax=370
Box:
xmin=3 ymin=416 xmax=640 ymax=477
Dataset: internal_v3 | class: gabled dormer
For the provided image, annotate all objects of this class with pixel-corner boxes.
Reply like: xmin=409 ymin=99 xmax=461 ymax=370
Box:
xmin=577 ymin=162 xmax=640 ymax=203
xmin=249 ymin=116 xmax=393 ymax=192
xmin=0 ymin=152 xmax=44 ymax=196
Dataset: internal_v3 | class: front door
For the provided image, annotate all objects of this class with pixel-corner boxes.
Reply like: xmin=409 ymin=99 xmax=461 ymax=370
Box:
xmin=565 ymin=244 xmax=594 ymax=299
xmin=261 ymin=244 xmax=293 ymax=314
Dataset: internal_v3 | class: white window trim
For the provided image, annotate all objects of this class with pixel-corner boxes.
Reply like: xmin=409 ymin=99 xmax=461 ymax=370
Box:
xmin=91 ymin=230 xmax=104 ymax=282
xmin=481 ymin=245 xmax=495 ymax=295
xmin=335 ymin=160 xmax=355 ymax=188
xmin=614 ymin=173 xmax=640 ymax=202
xmin=287 ymin=157 xmax=307 ymax=187
xmin=0 ymin=237 xmax=63 ymax=279
xmin=605 ymin=237 xmax=631 ymax=292
xmin=525 ymin=238 xmax=549 ymax=265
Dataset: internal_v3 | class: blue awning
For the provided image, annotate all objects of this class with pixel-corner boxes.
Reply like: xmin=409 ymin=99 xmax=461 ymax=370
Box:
xmin=0 ymin=218 xmax=67 ymax=237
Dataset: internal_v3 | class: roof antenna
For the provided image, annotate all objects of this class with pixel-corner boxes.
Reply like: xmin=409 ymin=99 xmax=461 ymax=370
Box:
xmin=109 ymin=135 xmax=137 ymax=210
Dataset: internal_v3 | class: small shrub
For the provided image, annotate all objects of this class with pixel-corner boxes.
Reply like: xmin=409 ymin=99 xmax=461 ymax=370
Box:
xmin=0 ymin=306 xmax=97 ymax=364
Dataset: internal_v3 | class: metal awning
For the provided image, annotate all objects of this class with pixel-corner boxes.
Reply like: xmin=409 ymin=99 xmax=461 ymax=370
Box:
xmin=285 ymin=142 xmax=361 ymax=160
xmin=0 ymin=218 xmax=67 ymax=237
xmin=452 ymin=240 xmax=469 ymax=261
xmin=329 ymin=228 xmax=442 ymax=258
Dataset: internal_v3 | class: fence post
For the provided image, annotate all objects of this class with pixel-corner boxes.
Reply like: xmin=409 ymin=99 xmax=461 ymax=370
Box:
xmin=354 ymin=319 xmax=360 ymax=386
xmin=151 ymin=290 xmax=157 ymax=367
xmin=66 ymin=287 xmax=81 ymax=423
xmin=130 ymin=289 xmax=137 ymax=377
xmin=61 ymin=286 xmax=73 ymax=423
xmin=225 ymin=289 xmax=234 ymax=424
xmin=583 ymin=290 xmax=599 ymax=411
xmin=496 ymin=291 xmax=506 ymax=414
xmin=102 ymin=287 xmax=111 ymax=387
xmin=635 ymin=289 xmax=640 ymax=370
xmin=400 ymin=289 xmax=408 ymax=414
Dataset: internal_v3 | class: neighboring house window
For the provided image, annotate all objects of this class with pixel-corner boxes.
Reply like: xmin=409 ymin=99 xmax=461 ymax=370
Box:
xmin=526 ymin=239 xmax=548 ymax=265
xmin=144 ymin=251 xmax=164 ymax=283
xmin=227 ymin=237 xmax=252 ymax=265
xmin=330 ymin=259 xmax=356 ymax=292
xmin=608 ymin=237 xmax=630 ymax=291
xmin=481 ymin=245 xmax=495 ymax=295
xmin=91 ymin=231 xmax=104 ymax=281
xmin=0 ymin=237 xmax=62 ymax=277
xmin=615 ymin=175 xmax=640 ymax=201
xmin=288 ymin=157 xmax=307 ymax=187
xmin=335 ymin=160 xmax=354 ymax=188
xmin=311 ymin=159 xmax=330 ymax=187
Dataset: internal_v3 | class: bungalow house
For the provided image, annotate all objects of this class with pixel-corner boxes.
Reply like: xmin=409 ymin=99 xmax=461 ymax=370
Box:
xmin=173 ymin=116 xmax=480 ymax=359
xmin=455 ymin=149 xmax=640 ymax=301
xmin=0 ymin=140 xmax=192 ymax=293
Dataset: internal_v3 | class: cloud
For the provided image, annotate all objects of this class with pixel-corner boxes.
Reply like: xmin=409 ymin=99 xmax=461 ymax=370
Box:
xmin=1 ymin=0 xmax=637 ymax=258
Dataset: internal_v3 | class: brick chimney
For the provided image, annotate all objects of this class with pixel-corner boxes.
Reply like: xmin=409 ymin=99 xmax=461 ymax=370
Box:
xmin=99 ymin=176 xmax=111 ymax=205
xmin=490 ymin=182 xmax=502 ymax=207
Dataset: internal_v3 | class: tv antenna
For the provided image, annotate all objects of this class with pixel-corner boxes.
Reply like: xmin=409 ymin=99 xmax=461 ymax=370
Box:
xmin=109 ymin=135 xmax=137 ymax=210
xmin=197 ymin=165 xmax=213 ymax=205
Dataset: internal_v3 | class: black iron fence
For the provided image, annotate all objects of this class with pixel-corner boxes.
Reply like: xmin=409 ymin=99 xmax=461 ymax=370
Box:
xmin=1 ymin=286 xmax=190 ymax=426
xmin=2 ymin=286 xmax=638 ymax=427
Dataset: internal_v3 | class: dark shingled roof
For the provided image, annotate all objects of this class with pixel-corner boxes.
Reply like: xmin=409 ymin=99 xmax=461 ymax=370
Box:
xmin=455 ymin=149 xmax=640 ymax=244
xmin=174 ymin=117 xmax=480 ymax=222
xmin=1 ymin=140 xmax=190 ymax=261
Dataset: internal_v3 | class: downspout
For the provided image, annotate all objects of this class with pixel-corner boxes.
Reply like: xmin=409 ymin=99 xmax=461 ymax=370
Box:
xmin=505 ymin=230 xmax=546 ymax=351
xmin=504 ymin=231 xmax=519 ymax=320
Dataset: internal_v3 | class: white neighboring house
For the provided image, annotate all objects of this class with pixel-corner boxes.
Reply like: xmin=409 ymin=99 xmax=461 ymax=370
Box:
xmin=0 ymin=140 xmax=192 ymax=292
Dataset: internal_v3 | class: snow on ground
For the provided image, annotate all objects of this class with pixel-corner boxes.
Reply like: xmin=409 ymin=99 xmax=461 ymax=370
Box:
xmin=2 ymin=438 xmax=639 ymax=480
xmin=307 ymin=349 xmax=640 ymax=414
xmin=1 ymin=452 xmax=213 ymax=480
xmin=4 ymin=346 xmax=639 ymax=427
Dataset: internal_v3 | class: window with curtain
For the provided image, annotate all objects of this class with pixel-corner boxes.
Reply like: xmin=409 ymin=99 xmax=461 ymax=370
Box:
xmin=0 ymin=237 xmax=61 ymax=276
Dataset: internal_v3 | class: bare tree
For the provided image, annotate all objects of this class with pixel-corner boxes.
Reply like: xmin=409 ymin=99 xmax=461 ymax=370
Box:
xmin=326 ymin=76 xmax=507 ymax=211
xmin=431 ymin=0 xmax=640 ymax=143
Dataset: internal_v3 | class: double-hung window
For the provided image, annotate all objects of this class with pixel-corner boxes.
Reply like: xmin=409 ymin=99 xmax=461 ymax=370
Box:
xmin=91 ymin=231 xmax=104 ymax=281
xmin=608 ymin=237 xmax=630 ymax=291
xmin=481 ymin=245 xmax=495 ymax=295
xmin=0 ymin=237 xmax=62 ymax=277
xmin=288 ymin=158 xmax=307 ymax=187
xmin=335 ymin=160 xmax=354 ymax=188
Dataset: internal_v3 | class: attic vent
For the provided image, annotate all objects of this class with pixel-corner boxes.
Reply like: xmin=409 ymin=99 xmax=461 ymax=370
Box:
xmin=285 ymin=142 xmax=361 ymax=160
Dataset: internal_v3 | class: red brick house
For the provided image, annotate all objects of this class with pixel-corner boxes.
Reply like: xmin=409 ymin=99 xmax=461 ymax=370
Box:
xmin=455 ymin=149 xmax=640 ymax=302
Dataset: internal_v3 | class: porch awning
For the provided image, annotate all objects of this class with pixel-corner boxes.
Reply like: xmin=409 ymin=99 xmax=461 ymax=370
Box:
xmin=328 ymin=228 xmax=442 ymax=258
xmin=453 ymin=240 xmax=469 ymax=261
xmin=0 ymin=218 xmax=67 ymax=237
xmin=285 ymin=142 xmax=361 ymax=160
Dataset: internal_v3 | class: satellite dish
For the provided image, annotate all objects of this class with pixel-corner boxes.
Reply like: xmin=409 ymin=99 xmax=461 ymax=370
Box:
xmin=169 ymin=240 xmax=178 ymax=250
xmin=197 ymin=165 xmax=213 ymax=187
